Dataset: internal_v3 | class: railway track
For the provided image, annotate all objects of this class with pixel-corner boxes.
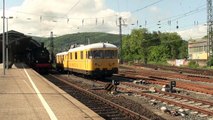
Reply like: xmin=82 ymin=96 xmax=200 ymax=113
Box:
xmin=45 ymin=74 xmax=150 ymax=120
xmin=121 ymin=65 xmax=213 ymax=83
xmin=67 ymin=74 xmax=213 ymax=117
xmin=45 ymin=72 xmax=213 ymax=119
xmin=105 ymin=76 xmax=213 ymax=117
xmin=119 ymin=70 xmax=213 ymax=95
xmin=133 ymin=63 xmax=213 ymax=76
xmin=120 ymin=82 xmax=213 ymax=106
xmin=121 ymin=83 xmax=213 ymax=115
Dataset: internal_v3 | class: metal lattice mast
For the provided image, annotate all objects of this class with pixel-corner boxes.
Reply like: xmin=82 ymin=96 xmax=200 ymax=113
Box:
xmin=50 ymin=31 xmax=54 ymax=63
xmin=119 ymin=17 xmax=123 ymax=64
xmin=207 ymin=0 xmax=213 ymax=58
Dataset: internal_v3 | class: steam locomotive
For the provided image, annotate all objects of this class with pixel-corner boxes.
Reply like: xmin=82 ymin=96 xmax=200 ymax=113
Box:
xmin=26 ymin=43 xmax=51 ymax=74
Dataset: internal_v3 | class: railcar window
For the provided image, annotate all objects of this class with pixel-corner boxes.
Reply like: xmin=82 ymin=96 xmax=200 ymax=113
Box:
xmin=81 ymin=51 xmax=83 ymax=59
xmin=62 ymin=56 xmax=64 ymax=61
xmin=88 ymin=51 xmax=92 ymax=59
xmin=104 ymin=50 xmax=117 ymax=58
xmin=114 ymin=50 xmax=118 ymax=58
xmin=86 ymin=51 xmax=88 ymax=59
xmin=87 ymin=50 xmax=117 ymax=59
xmin=75 ymin=52 xmax=77 ymax=59
xmin=92 ymin=50 xmax=104 ymax=58
xmin=70 ymin=53 xmax=72 ymax=59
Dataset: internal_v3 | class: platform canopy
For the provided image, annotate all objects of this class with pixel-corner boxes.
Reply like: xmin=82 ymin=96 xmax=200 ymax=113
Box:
xmin=0 ymin=30 xmax=42 ymax=64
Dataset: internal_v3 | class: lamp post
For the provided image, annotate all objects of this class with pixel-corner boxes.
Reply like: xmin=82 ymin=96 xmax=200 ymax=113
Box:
xmin=6 ymin=16 xmax=13 ymax=69
xmin=2 ymin=0 xmax=5 ymax=74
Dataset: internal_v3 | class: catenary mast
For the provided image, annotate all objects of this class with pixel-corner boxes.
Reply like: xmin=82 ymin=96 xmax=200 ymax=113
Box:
xmin=207 ymin=0 xmax=213 ymax=58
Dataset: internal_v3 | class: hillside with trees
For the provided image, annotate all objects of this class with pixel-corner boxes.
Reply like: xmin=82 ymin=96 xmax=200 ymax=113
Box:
xmin=34 ymin=30 xmax=188 ymax=64
xmin=33 ymin=32 xmax=120 ymax=54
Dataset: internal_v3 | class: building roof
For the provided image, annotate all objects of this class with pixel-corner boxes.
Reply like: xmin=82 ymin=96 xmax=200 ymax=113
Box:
xmin=188 ymin=38 xmax=207 ymax=43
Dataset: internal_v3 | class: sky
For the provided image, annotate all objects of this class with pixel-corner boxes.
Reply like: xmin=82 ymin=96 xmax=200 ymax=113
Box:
xmin=0 ymin=0 xmax=207 ymax=40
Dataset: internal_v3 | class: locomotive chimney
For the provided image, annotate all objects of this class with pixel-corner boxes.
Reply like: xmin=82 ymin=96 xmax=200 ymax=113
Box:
xmin=41 ymin=42 xmax=44 ymax=48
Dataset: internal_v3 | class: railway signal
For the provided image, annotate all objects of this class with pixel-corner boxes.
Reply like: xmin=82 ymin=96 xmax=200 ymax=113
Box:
xmin=170 ymin=81 xmax=176 ymax=93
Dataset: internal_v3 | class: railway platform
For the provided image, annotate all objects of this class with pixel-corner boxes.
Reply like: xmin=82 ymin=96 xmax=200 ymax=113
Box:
xmin=0 ymin=63 xmax=103 ymax=120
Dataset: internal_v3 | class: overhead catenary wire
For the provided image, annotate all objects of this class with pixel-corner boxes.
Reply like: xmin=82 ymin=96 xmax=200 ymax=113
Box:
xmin=65 ymin=0 xmax=81 ymax=16
xmin=120 ymin=0 xmax=206 ymax=38
xmin=159 ymin=4 xmax=206 ymax=22
xmin=131 ymin=0 xmax=164 ymax=14
xmin=167 ymin=21 xmax=206 ymax=32
xmin=3 ymin=0 xmax=206 ymax=38
xmin=15 ymin=10 xmax=118 ymax=20
xmin=13 ymin=0 xmax=165 ymax=22
xmin=10 ymin=0 xmax=165 ymax=33
xmin=146 ymin=5 xmax=206 ymax=31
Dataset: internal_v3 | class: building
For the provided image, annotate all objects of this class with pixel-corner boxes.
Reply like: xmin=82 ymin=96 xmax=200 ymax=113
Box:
xmin=188 ymin=38 xmax=208 ymax=60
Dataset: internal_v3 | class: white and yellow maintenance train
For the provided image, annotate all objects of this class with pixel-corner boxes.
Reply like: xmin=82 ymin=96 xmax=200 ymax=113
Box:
xmin=56 ymin=42 xmax=118 ymax=77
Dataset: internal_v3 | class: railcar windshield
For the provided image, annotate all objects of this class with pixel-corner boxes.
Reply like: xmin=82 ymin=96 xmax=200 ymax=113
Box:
xmin=104 ymin=50 xmax=117 ymax=58
xmin=88 ymin=50 xmax=117 ymax=59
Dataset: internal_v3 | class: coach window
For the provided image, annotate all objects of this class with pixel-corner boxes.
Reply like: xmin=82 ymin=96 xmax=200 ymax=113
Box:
xmin=88 ymin=51 xmax=92 ymax=59
xmin=81 ymin=51 xmax=83 ymax=59
xmin=86 ymin=51 xmax=88 ymax=59
xmin=70 ymin=53 xmax=72 ymax=59
xmin=75 ymin=52 xmax=77 ymax=59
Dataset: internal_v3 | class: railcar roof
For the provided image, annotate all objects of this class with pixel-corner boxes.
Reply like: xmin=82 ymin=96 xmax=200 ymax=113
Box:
xmin=56 ymin=51 xmax=68 ymax=56
xmin=68 ymin=42 xmax=117 ymax=52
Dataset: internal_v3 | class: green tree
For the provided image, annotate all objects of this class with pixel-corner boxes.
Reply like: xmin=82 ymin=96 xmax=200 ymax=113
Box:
xmin=122 ymin=28 xmax=149 ymax=62
xmin=148 ymin=45 xmax=170 ymax=63
xmin=207 ymin=56 xmax=213 ymax=66
xmin=178 ymin=40 xmax=188 ymax=59
xmin=159 ymin=32 xmax=183 ymax=59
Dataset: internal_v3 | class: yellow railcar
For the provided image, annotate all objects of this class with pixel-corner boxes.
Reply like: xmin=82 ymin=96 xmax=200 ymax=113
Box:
xmin=56 ymin=42 xmax=118 ymax=77
xmin=56 ymin=52 xmax=68 ymax=72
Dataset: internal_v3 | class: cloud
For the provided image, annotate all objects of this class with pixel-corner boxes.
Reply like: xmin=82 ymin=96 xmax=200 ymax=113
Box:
xmin=0 ymin=0 xmax=206 ymax=40
xmin=0 ymin=0 xmax=131 ymax=37
xmin=176 ymin=25 xmax=207 ymax=40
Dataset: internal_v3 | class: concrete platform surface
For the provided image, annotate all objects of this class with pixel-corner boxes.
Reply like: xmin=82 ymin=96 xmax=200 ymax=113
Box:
xmin=0 ymin=63 xmax=103 ymax=120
